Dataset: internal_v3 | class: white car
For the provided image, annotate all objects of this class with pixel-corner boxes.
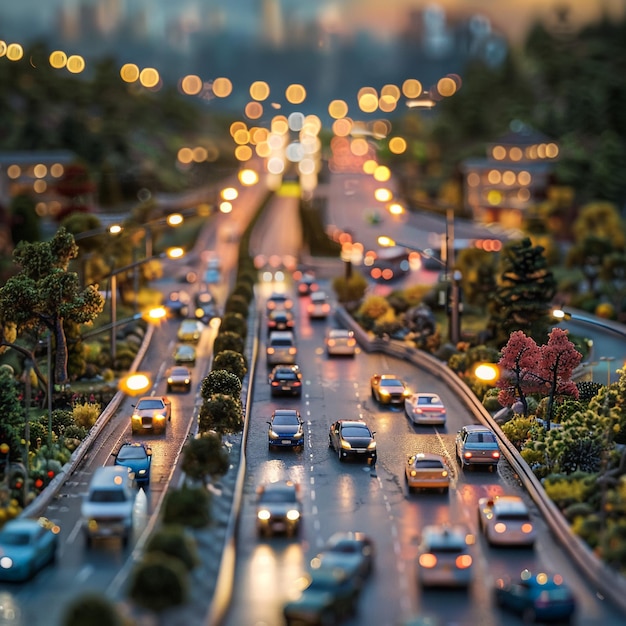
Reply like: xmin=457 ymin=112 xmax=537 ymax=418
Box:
xmin=307 ymin=291 xmax=330 ymax=319
xmin=325 ymin=329 xmax=356 ymax=356
xmin=477 ymin=495 xmax=536 ymax=547
xmin=404 ymin=392 xmax=446 ymax=425
xmin=417 ymin=524 xmax=475 ymax=588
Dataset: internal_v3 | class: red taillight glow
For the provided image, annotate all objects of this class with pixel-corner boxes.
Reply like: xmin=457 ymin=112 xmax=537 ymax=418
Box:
xmin=419 ymin=553 xmax=437 ymax=568
xmin=456 ymin=554 xmax=472 ymax=569
xmin=521 ymin=523 xmax=533 ymax=534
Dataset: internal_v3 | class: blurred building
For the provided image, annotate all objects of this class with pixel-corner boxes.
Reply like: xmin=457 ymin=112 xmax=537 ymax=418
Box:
xmin=461 ymin=123 xmax=559 ymax=229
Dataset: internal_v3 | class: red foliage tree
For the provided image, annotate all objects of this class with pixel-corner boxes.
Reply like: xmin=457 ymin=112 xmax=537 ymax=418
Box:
xmin=54 ymin=163 xmax=96 ymax=222
xmin=497 ymin=328 xmax=582 ymax=429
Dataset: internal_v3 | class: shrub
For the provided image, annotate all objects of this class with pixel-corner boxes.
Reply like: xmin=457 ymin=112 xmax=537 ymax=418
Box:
xmin=224 ymin=294 xmax=249 ymax=317
xmin=232 ymin=281 xmax=254 ymax=304
xmin=144 ymin=525 xmax=199 ymax=571
xmin=112 ymin=348 xmax=136 ymax=371
xmin=220 ymin=312 xmax=247 ymax=338
xmin=128 ymin=553 xmax=188 ymax=613
xmin=212 ymin=350 xmax=248 ymax=381
xmin=73 ymin=402 xmax=101 ymax=429
xmin=28 ymin=421 xmax=47 ymax=448
xmin=162 ymin=486 xmax=211 ymax=528
xmin=198 ymin=393 xmax=243 ymax=435
xmin=201 ymin=369 xmax=242 ymax=400
xmin=63 ymin=425 xmax=89 ymax=441
xmin=213 ymin=330 xmax=244 ymax=355
xmin=483 ymin=388 xmax=504 ymax=412
xmin=181 ymin=433 xmax=230 ymax=484
xmin=61 ymin=592 xmax=123 ymax=626
xmin=332 ymin=271 xmax=368 ymax=304
xmin=41 ymin=409 xmax=74 ymax=437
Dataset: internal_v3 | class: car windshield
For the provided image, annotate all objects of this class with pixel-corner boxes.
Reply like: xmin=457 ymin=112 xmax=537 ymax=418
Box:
xmin=415 ymin=460 xmax=445 ymax=469
xmin=275 ymin=372 xmax=297 ymax=381
xmin=259 ymin=489 xmax=296 ymax=503
xmin=497 ymin=512 xmax=530 ymax=521
xmin=273 ymin=414 xmax=299 ymax=425
xmin=382 ymin=379 xmax=403 ymax=387
xmin=417 ymin=396 xmax=440 ymax=405
xmin=89 ymin=489 xmax=128 ymax=503
xmin=0 ymin=531 xmax=31 ymax=546
xmin=171 ymin=368 xmax=188 ymax=375
xmin=342 ymin=427 xmax=371 ymax=438
xmin=136 ymin=400 xmax=164 ymax=410
xmin=118 ymin=447 xmax=147 ymax=460
xmin=271 ymin=339 xmax=292 ymax=347
xmin=468 ymin=432 xmax=497 ymax=444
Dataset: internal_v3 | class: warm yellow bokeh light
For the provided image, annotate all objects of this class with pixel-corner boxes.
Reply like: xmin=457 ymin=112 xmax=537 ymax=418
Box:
xmin=389 ymin=137 xmax=407 ymax=154
xmin=271 ymin=117 xmax=289 ymax=135
xmin=363 ymin=159 xmax=378 ymax=175
xmin=0 ymin=41 xmax=6 ymax=57
xmin=120 ymin=373 xmax=152 ymax=395
xmin=374 ymin=188 xmax=393 ymax=202
xmin=332 ymin=118 xmax=352 ymax=137
xmin=219 ymin=201 xmax=233 ymax=213
xmin=510 ymin=147 xmax=523 ymax=161
xmin=66 ymin=55 xmax=85 ymax=74
xmin=388 ymin=202 xmax=404 ymax=215
xmin=120 ymin=63 xmax=140 ymax=83
xmin=239 ymin=169 xmax=259 ymax=186
xmin=192 ymin=147 xmax=208 ymax=162
xmin=328 ymin=100 xmax=349 ymax=120
xmin=235 ymin=145 xmax=253 ymax=161
xmin=167 ymin=213 xmax=184 ymax=227
xmin=255 ymin=142 xmax=272 ymax=158
xmin=492 ymin=146 xmax=507 ymax=160
xmin=350 ymin=138 xmax=369 ymax=157
xmin=487 ymin=189 xmax=503 ymax=205
xmin=33 ymin=180 xmax=47 ymax=193
xmin=373 ymin=165 xmax=391 ymax=182
xmin=221 ymin=187 xmax=239 ymax=201
xmin=402 ymin=78 xmax=423 ymax=98
xmin=285 ymin=84 xmax=306 ymax=104
xmin=166 ymin=247 xmax=185 ymax=259
xmin=139 ymin=67 xmax=160 ymax=88
xmin=181 ymin=74 xmax=203 ymax=95
xmin=250 ymin=81 xmax=270 ymax=101
xmin=7 ymin=165 xmax=21 ymax=179
xmin=233 ymin=129 xmax=251 ymax=145
xmin=474 ymin=363 xmax=500 ymax=383
xmin=212 ymin=77 xmax=233 ymax=98
xmin=437 ymin=76 xmax=457 ymax=97
xmin=381 ymin=84 xmax=401 ymax=100
xmin=245 ymin=101 xmax=263 ymax=120
xmin=49 ymin=50 xmax=67 ymax=69
xmin=6 ymin=43 xmax=24 ymax=61
xmin=358 ymin=92 xmax=378 ymax=114
xmin=178 ymin=147 xmax=193 ymax=164
xmin=379 ymin=95 xmax=397 ymax=113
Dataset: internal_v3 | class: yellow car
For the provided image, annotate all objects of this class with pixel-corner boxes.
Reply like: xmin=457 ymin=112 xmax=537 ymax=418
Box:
xmin=370 ymin=374 xmax=411 ymax=405
xmin=405 ymin=453 xmax=450 ymax=493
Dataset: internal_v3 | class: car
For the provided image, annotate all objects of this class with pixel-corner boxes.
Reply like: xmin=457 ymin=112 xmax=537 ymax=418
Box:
xmin=307 ymin=290 xmax=331 ymax=319
xmin=193 ymin=291 xmax=219 ymax=323
xmin=266 ymin=330 xmax=297 ymax=366
xmin=113 ymin=442 xmax=152 ymax=487
xmin=478 ymin=495 xmax=536 ymax=546
xmin=416 ymin=524 xmax=475 ymax=588
xmin=177 ymin=319 xmax=205 ymax=343
xmin=266 ymin=291 xmax=294 ymax=312
xmin=405 ymin=453 xmax=450 ymax=493
xmin=268 ymin=364 xmax=303 ymax=397
xmin=266 ymin=309 xmax=296 ymax=335
xmin=203 ymin=267 xmax=221 ymax=284
xmin=455 ymin=424 xmax=501 ymax=471
xmin=283 ymin=565 xmax=360 ymax=626
xmin=494 ymin=569 xmax=576 ymax=623
xmin=267 ymin=409 xmax=304 ymax=449
xmin=325 ymin=328 xmax=357 ymax=357
xmin=163 ymin=290 xmax=190 ymax=318
xmin=329 ymin=419 xmax=377 ymax=465
xmin=296 ymin=271 xmax=319 ymax=296
xmin=315 ymin=531 xmax=375 ymax=586
xmin=173 ymin=343 xmax=196 ymax=366
xmin=0 ymin=517 xmax=60 ymax=582
xmin=131 ymin=396 xmax=171 ymax=434
xmin=370 ymin=374 xmax=411 ymax=405
xmin=255 ymin=480 xmax=302 ymax=537
xmin=404 ymin=392 xmax=446 ymax=425
xmin=166 ymin=365 xmax=192 ymax=392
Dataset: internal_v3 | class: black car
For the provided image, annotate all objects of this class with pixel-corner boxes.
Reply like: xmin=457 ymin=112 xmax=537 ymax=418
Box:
xmin=194 ymin=290 xmax=219 ymax=323
xmin=267 ymin=409 xmax=304 ymax=449
xmin=266 ymin=309 xmax=296 ymax=335
xmin=268 ymin=364 xmax=303 ymax=396
xmin=164 ymin=290 xmax=190 ymax=318
xmin=329 ymin=420 xmax=377 ymax=465
xmin=256 ymin=480 xmax=302 ymax=537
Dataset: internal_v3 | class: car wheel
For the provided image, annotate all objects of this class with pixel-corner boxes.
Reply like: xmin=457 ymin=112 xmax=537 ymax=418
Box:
xmin=85 ymin=534 xmax=93 ymax=548
xmin=167 ymin=384 xmax=172 ymax=392
xmin=328 ymin=435 xmax=333 ymax=448
xmin=371 ymin=387 xmax=376 ymax=400
xmin=338 ymin=448 xmax=344 ymax=462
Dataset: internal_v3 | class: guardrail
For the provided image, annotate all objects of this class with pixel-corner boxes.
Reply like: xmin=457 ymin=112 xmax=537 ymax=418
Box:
xmin=335 ymin=305 xmax=626 ymax=614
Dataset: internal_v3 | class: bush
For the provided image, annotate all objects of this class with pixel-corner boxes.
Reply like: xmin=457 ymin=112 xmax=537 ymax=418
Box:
xmin=199 ymin=393 xmax=243 ymax=435
xmin=212 ymin=350 xmax=248 ymax=381
xmin=61 ymin=592 xmax=123 ymax=626
xmin=332 ymin=271 xmax=368 ymax=304
xmin=232 ymin=281 xmax=254 ymax=304
xmin=213 ymin=330 xmax=244 ymax=355
xmin=64 ymin=425 xmax=89 ymax=441
xmin=128 ymin=553 xmax=188 ymax=613
xmin=144 ymin=525 xmax=199 ymax=571
xmin=112 ymin=348 xmax=136 ymax=371
xmin=224 ymin=294 xmax=249 ymax=317
xmin=220 ymin=312 xmax=248 ymax=338
xmin=41 ymin=409 xmax=74 ymax=437
xmin=73 ymin=402 xmax=101 ymax=429
xmin=181 ymin=433 xmax=230 ymax=484
xmin=201 ymin=369 xmax=242 ymax=400
xmin=162 ymin=486 xmax=211 ymax=528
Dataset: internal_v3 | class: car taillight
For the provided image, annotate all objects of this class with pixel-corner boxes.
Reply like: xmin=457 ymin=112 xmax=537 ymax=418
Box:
xmin=455 ymin=555 xmax=472 ymax=569
xmin=419 ymin=553 xmax=437 ymax=568
xmin=522 ymin=523 xmax=533 ymax=534
xmin=267 ymin=348 xmax=275 ymax=354
xmin=289 ymin=348 xmax=297 ymax=355
xmin=492 ymin=451 xmax=501 ymax=459
xmin=464 ymin=452 xmax=473 ymax=459
xmin=328 ymin=340 xmax=336 ymax=347
xmin=494 ymin=523 xmax=507 ymax=534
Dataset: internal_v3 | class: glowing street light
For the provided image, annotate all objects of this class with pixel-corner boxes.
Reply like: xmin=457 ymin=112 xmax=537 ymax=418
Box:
xmin=474 ymin=363 xmax=500 ymax=384
xmin=119 ymin=372 xmax=152 ymax=395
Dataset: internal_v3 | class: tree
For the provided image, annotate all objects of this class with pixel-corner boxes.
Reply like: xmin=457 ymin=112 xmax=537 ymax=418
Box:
xmin=181 ymin=434 xmax=229 ymax=486
xmin=497 ymin=328 xmax=581 ymax=429
xmin=487 ymin=237 xmax=557 ymax=347
xmin=61 ymin=592 xmax=123 ymax=626
xmin=201 ymin=369 xmax=242 ymax=400
xmin=212 ymin=350 xmax=248 ymax=382
xmin=0 ymin=368 xmax=25 ymax=458
xmin=213 ymin=330 xmax=244 ymax=356
xmin=0 ymin=228 xmax=104 ymax=386
xmin=198 ymin=393 xmax=243 ymax=435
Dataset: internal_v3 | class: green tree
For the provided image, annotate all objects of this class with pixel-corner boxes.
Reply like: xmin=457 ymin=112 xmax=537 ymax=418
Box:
xmin=181 ymin=434 xmax=229 ymax=486
xmin=220 ymin=312 xmax=247 ymax=338
xmin=0 ymin=368 xmax=25 ymax=458
xmin=0 ymin=228 xmax=104 ymax=385
xmin=198 ymin=393 xmax=243 ymax=435
xmin=201 ymin=369 xmax=242 ymax=400
xmin=61 ymin=592 xmax=123 ymax=626
xmin=487 ymin=237 xmax=557 ymax=348
xmin=212 ymin=350 xmax=248 ymax=382
xmin=144 ymin=525 xmax=199 ymax=571
xmin=9 ymin=193 xmax=40 ymax=245
xmin=162 ymin=486 xmax=211 ymax=528
xmin=213 ymin=330 xmax=244 ymax=356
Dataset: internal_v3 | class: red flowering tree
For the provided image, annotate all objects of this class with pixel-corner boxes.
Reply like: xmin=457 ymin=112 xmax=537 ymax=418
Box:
xmin=497 ymin=328 xmax=582 ymax=429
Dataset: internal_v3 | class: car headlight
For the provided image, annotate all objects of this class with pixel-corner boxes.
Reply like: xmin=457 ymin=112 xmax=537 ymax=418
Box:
xmin=0 ymin=556 xmax=14 ymax=569
xmin=137 ymin=469 xmax=147 ymax=475
xmin=293 ymin=431 xmax=303 ymax=439
xmin=257 ymin=509 xmax=271 ymax=521
xmin=379 ymin=389 xmax=390 ymax=397
xmin=269 ymin=430 xmax=279 ymax=439
xmin=286 ymin=509 xmax=300 ymax=521
xmin=167 ymin=377 xmax=174 ymax=384
xmin=132 ymin=414 xmax=140 ymax=420
xmin=154 ymin=413 xmax=166 ymax=421
xmin=367 ymin=441 xmax=377 ymax=450
xmin=341 ymin=440 xmax=352 ymax=450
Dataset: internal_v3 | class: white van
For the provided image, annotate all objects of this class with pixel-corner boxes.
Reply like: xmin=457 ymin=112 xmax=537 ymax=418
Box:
xmin=266 ymin=331 xmax=297 ymax=366
xmin=81 ymin=466 xmax=136 ymax=547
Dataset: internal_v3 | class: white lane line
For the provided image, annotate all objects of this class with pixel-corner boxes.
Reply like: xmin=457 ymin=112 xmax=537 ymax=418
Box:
xmin=66 ymin=519 xmax=83 ymax=544
xmin=75 ymin=565 xmax=94 ymax=584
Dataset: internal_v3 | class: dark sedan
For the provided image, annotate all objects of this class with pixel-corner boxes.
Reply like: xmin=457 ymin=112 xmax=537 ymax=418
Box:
xmin=267 ymin=409 xmax=304 ymax=449
xmin=113 ymin=442 xmax=152 ymax=487
xmin=267 ymin=309 xmax=296 ymax=335
xmin=329 ymin=419 xmax=377 ymax=465
xmin=268 ymin=364 xmax=303 ymax=397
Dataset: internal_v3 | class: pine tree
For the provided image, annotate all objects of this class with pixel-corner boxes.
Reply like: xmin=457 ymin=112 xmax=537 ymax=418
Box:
xmin=487 ymin=237 xmax=557 ymax=347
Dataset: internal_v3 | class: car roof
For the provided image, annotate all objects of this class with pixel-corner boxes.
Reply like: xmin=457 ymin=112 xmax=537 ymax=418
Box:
xmin=0 ymin=518 xmax=41 ymax=533
xmin=272 ymin=364 xmax=300 ymax=372
xmin=422 ymin=525 xmax=470 ymax=548
xmin=169 ymin=365 xmax=191 ymax=373
xmin=268 ymin=330 xmax=295 ymax=339
xmin=259 ymin=480 xmax=298 ymax=493
xmin=409 ymin=452 xmax=446 ymax=463
xmin=273 ymin=409 xmax=300 ymax=417
xmin=490 ymin=496 xmax=529 ymax=514
xmin=89 ymin=465 xmax=132 ymax=487
xmin=462 ymin=424 xmax=493 ymax=433
xmin=326 ymin=531 xmax=372 ymax=546
xmin=328 ymin=329 xmax=352 ymax=337
xmin=413 ymin=392 xmax=441 ymax=401
xmin=337 ymin=419 xmax=369 ymax=428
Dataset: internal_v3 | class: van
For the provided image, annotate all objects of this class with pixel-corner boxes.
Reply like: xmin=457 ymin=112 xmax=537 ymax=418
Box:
xmin=266 ymin=330 xmax=297 ymax=366
xmin=81 ymin=466 xmax=136 ymax=547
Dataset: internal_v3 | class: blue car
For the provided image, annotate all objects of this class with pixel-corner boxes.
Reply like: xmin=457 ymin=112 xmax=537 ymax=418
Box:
xmin=0 ymin=517 xmax=60 ymax=582
xmin=113 ymin=442 xmax=152 ymax=486
xmin=267 ymin=409 xmax=304 ymax=450
xmin=494 ymin=569 xmax=576 ymax=623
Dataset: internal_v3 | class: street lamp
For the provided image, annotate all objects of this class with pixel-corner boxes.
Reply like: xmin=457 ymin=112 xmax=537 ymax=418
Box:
xmin=378 ymin=235 xmax=462 ymax=344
